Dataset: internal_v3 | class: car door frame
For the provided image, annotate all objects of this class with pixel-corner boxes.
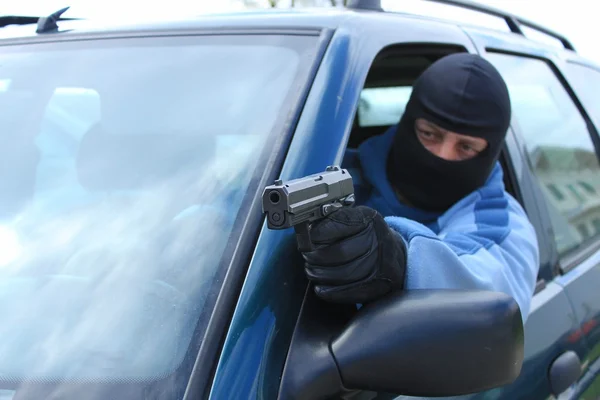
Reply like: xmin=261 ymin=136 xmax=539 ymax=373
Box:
xmin=267 ymin=15 xmax=508 ymax=400
xmin=203 ymin=15 xmax=486 ymax=400
xmin=176 ymin=26 xmax=336 ymax=400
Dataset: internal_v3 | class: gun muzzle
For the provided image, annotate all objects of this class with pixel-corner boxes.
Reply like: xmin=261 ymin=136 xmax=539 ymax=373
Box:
xmin=261 ymin=166 xmax=355 ymax=230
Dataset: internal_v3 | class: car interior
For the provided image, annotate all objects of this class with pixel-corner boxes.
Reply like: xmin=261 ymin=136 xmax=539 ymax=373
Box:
xmin=342 ymin=44 xmax=520 ymax=203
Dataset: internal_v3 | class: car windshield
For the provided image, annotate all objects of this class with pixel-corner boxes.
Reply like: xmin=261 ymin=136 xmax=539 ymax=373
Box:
xmin=0 ymin=33 xmax=317 ymax=397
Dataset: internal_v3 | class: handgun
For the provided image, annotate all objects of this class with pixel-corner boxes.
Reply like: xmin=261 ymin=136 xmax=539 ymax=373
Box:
xmin=261 ymin=166 xmax=355 ymax=252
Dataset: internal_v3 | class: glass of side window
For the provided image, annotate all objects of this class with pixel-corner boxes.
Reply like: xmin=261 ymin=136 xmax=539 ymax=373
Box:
xmin=486 ymin=52 xmax=600 ymax=257
xmin=563 ymin=62 xmax=600 ymax=133
xmin=357 ymin=86 xmax=413 ymax=127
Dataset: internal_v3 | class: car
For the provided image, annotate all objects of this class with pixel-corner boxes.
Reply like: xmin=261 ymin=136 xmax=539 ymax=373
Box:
xmin=0 ymin=0 xmax=599 ymax=399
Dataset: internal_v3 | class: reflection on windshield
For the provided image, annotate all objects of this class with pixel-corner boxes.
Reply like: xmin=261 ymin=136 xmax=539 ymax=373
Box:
xmin=0 ymin=33 xmax=314 ymax=394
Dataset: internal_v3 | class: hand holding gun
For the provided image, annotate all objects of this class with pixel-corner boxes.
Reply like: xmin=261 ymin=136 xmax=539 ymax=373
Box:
xmin=261 ymin=166 xmax=355 ymax=252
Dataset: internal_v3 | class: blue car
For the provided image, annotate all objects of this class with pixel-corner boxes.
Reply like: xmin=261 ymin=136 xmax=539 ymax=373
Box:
xmin=0 ymin=1 xmax=599 ymax=399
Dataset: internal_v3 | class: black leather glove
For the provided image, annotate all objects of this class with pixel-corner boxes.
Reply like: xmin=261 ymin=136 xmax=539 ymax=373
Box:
xmin=301 ymin=205 xmax=407 ymax=305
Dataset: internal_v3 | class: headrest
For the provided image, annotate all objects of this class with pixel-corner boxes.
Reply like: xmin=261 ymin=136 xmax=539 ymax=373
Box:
xmin=0 ymin=92 xmax=41 ymax=218
xmin=76 ymin=124 xmax=215 ymax=192
xmin=0 ymin=140 xmax=39 ymax=219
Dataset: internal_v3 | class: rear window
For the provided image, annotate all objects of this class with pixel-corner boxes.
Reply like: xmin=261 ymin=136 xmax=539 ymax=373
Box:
xmin=0 ymin=33 xmax=317 ymax=398
xmin=357 ymin=86 xmax=412 ymax=127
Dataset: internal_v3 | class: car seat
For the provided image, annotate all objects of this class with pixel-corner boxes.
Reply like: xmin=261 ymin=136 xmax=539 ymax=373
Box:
xmin=341 ymin=147 xmax=372 ymax=206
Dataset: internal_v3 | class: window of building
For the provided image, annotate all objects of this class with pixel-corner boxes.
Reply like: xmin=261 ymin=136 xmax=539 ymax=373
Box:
xmin=566 ymin=183 xmax=585 ymax=204
xmin=546 ymin=183 xmax=565 ymax=201
xmin=592 ymin=219 xmax=600 ymax=234
xmin=578 ymin=181 xmax=596 ymax=195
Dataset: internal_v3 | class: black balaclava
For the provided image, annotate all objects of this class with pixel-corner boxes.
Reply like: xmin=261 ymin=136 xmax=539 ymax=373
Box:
xmin=387 ymin=53 xmax=512 ymax=212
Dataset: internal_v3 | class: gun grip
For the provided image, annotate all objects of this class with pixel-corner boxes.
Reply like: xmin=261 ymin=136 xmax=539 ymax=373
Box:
xmin=294 ymin=222 xmax=313 ymax=253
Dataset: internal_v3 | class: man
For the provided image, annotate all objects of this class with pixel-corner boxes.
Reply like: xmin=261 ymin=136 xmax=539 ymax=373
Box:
xmin=301 ymin=53 xmax=540 ymax=322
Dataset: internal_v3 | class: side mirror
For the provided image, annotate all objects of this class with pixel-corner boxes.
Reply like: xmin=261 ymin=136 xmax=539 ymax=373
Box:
xmin=279 ymin=289 xmax=524 ymax=400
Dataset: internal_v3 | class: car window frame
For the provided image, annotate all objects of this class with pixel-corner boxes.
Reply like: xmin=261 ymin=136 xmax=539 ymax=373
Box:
xmin=556 ymin=58 xmax=600 ymax=272
xmin=269 ymin=20 xmax=483 ymax=399
xmin=482 ymin=48 xmax=600 ymax=277
xmin=180 ymin=28 xmax=333 ymax=400
xmin=342 ymin=41 xmax=549 ymax=283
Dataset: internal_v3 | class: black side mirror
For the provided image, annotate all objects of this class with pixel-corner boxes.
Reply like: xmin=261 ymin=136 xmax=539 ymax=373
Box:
xmin=278 ymin=289 xmax=524 ymax=400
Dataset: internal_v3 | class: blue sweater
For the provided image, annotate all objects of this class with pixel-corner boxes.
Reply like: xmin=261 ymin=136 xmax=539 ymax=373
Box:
xmin=352 ymin=126 xmax=540 ymax=322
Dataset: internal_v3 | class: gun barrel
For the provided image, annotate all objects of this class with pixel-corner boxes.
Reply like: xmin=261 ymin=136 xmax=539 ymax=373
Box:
xmin=262 ymin=166 xmax=354 ymax=230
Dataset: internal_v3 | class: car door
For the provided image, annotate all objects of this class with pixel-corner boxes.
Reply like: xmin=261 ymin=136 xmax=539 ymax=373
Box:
xmin=554 ymin=57 xmax=600 ymax=398
xmin=462 ymin=28 xmax=596 ymax=400
xmin=485 ymin=49 xmax=600 ymax=399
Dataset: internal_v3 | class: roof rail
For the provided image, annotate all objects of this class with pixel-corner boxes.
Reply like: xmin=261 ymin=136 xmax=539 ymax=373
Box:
xmin=423 ymin=0 xmax=575 ymax=51
xmin=346 ymin=0 xmax=575 ymax=52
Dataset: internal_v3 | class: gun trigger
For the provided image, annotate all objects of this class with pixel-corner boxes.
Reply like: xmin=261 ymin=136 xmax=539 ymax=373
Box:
xmin=322 ymin=202 xmax=342 ymax=216
xmin=343 ymin=194 xmax=355 ymax=206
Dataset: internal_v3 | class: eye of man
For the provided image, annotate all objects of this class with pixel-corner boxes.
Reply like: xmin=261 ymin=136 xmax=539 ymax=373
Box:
xmin=416 ymin=128 xmax=442 ymax=143
xmin=415 ymin=120 xmax=487 ymax=160
xmin=458 ymin=138 xmax=487 ymax=156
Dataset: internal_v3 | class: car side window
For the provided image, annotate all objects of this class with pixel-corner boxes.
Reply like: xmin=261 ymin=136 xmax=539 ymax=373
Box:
xmin=563 ymin=62 xmax=600 ymax=131
xmin=357 ymin=86 xmax=412 ymax=127
xmin=486 ymin=52 xmax=600 ymax=258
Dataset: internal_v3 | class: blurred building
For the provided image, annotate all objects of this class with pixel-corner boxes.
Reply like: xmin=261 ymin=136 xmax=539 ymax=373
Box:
xmin=532 ymin=146 xmax=600 ymax=253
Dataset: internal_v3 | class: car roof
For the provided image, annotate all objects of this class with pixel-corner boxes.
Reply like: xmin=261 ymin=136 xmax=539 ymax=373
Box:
xmin=8 ymin=8 xmax=350 ymax=40
xmin=0 ymin=5 xmax=588 ymax=66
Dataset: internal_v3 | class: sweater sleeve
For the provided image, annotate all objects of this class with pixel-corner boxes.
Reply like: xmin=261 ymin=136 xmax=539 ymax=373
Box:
xmin=384 ymin=190 xmax=540 ymax=322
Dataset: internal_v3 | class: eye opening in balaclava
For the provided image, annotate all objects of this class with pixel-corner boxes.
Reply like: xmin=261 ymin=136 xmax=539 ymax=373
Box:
xmin=412 ymin=117 xmax=491 ymax=162
xmin=386 ymin=52 xmax=512 ymax=212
